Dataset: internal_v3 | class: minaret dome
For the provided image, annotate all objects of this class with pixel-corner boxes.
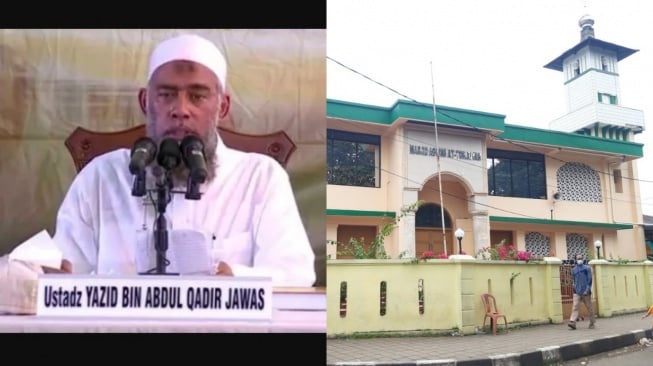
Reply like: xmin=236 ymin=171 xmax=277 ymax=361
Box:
xmin=579 ymin=14 xmax=595 ymax=40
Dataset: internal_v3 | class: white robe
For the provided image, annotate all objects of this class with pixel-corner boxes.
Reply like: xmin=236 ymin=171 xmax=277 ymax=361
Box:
xmin=52 ymin=135 xmax=316 ymax=287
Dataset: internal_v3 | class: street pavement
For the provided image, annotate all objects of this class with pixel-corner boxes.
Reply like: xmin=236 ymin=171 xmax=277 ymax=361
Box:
xmin=326 ymin=312 xmax=653 ymax=365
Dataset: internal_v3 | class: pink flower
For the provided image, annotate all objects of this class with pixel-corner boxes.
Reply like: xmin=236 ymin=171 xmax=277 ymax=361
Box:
xmin=517 ymin=251 xmax=532 ymax=261
xmin=420 ymin=250 xmax=436 ymax=259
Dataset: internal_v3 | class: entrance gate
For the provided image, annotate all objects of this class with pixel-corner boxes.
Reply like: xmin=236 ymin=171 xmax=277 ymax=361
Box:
xmin=559 ymin=260 xmax=598 ymax=321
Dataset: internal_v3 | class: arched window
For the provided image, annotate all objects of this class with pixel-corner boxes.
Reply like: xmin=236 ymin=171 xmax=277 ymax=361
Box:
xmin=415 ymin=203 xmax=451 ymax=228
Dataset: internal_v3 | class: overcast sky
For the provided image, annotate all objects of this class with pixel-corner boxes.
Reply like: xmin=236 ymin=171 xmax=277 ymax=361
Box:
xmin=327 ymin=0 xmax=653 ymax=218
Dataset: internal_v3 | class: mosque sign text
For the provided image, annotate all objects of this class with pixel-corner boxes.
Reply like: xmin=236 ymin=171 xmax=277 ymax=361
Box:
xmin=409 ymin=145 xmax=482 ymax=161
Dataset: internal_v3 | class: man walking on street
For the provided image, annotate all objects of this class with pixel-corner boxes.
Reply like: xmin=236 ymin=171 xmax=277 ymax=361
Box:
xmin=568 ymin=254 xmax=596 ymax=329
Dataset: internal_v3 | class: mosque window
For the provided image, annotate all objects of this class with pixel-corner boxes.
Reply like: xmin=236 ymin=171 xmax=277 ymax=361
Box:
xmin=487 ymin=149 xmax=546 ymax=199
xmin=327 ymin=129 xmax=381 ymax=188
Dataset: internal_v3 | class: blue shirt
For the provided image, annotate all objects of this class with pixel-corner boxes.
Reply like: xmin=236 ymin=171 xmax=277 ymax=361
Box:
xmin=572 ymin=264 xmax=593 ymax=295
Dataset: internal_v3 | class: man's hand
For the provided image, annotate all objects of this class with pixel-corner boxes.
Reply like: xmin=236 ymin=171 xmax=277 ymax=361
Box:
xmin=41 ymin=259 xmax=72 ymax=274
xmin=215 ymin=261 xmax=233 ymax=276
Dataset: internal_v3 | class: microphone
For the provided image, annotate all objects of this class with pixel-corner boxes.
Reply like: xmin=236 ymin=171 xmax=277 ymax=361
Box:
xmin=157 ymin=138 xmax=182 ymax=171
xmin=180 ymin=135 xmax=208 ymax=183
xmin=129 ymin=137 xmax=157 ymax=175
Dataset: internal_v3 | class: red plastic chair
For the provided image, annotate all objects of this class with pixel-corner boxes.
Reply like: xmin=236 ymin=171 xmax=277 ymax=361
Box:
xmin=481 ymin=293 xmax=508 ymax=335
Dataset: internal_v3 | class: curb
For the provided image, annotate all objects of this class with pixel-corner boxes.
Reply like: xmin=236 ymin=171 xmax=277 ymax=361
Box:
xmin=327 ymin=328 xmax=653 ymax=366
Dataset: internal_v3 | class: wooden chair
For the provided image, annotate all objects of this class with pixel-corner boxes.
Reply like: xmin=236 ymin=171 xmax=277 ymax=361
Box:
xmin=481 ymin=293 xmax=508 ymax=335
xmin=64 ymin=124 xmax=297 ymax=173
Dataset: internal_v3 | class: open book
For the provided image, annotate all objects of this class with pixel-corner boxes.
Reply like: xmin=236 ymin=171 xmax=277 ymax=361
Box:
xmin=272 ymin=286 xmax=326 ymax=311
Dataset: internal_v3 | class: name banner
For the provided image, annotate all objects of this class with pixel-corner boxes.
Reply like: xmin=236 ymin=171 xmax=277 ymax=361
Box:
xmin=36 ymin=274 xmax=273 ymax=320
xmin=409 ymin=145 xmax=482 ymax=161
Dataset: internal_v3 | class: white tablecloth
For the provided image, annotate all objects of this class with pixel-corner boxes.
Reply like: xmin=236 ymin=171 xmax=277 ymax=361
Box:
xmin=0 ymin=309 xmax=325 ymax=333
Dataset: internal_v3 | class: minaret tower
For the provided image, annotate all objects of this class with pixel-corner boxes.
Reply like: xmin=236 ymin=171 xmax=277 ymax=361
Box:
xmin=544 ymin=14 xmax=644 ymax=141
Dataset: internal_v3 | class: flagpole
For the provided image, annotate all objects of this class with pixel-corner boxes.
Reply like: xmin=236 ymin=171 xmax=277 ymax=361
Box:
xmin=430 ymin=61 xmax=447 ymax=255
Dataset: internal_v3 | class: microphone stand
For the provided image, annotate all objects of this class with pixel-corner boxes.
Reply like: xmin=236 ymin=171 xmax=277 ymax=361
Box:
xmin=139 ymin=167 xmax=178 ymax=276
xmin=154 ymin=168 xmax=178 ymax=276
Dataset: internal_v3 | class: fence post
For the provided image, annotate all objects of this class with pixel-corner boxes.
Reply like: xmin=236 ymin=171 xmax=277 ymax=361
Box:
xmin=643 ymin=260 xmax=653 ymax=307
xmin=590 ymin=259 xmax=611 ymax=317
xmin=544 ymin=257 xmax=563 ymax=323
xmin=450 ymin=254 xmax=477 ymax=334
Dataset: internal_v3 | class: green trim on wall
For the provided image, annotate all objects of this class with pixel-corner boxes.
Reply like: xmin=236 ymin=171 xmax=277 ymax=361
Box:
xmin=327 ymin=98 xmax=644 ymax=158
xmin=500 ymin=125 xmax=643 ymax=157
xmin=490 ymin=216 xmax=633 ymax=230
xmin=327 ymin=209 xmax=396 ymax=218
xmin=398 ymin=103 xmax=505 ymax=131
xmin=327 ymin=98 xmax=505 ymax=131
xmin=327 ymin=99 xmax=395 ymax=125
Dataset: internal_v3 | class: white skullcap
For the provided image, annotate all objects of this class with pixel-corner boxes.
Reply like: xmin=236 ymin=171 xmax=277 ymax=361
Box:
xmin=147 ymin=33 xmax=227 ymax=90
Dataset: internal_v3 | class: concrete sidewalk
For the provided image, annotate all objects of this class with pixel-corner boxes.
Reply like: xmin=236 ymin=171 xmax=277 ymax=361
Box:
xmin=326 ymin=312 xmax=653 ymax=365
